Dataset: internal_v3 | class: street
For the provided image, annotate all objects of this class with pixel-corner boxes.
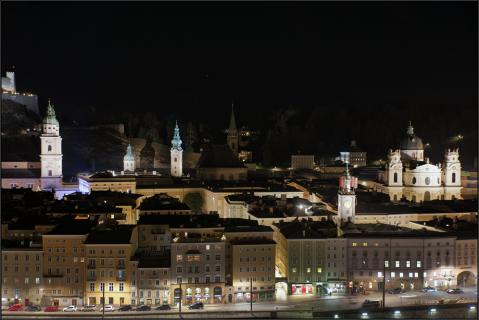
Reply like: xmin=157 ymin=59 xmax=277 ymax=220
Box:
xmin=2 ymin=288 xmax=476 ymax=319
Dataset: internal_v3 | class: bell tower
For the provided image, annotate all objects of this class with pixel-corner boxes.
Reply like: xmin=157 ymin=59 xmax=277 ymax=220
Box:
xmin=227 ymin=103 xmax=238 ymax=156
xmin=443 ymin=148 xmax=461 ymax=187
xmin=123 ymin=144 xmax=135 ymax=172
xmin=40 ymin=99 xmax=62 ymax=189
xmin=170 ymin=121 xmax=183 ymax=177
xmin=337 ymin=152 xmax=357 ymax=223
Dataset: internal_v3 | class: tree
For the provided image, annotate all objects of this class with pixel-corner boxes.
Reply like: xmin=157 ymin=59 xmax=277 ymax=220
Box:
xmin=183 ymin=192 xmax=204 ymax=214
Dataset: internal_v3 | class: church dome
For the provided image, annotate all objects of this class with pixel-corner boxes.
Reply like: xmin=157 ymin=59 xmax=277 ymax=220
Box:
xmin=400 ymin=122 xmax=423 ymax=150
xmin=123 ymin=144 xmax=135 ymax=161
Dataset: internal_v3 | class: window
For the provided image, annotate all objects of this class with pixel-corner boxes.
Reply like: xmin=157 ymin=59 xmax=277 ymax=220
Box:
xmin=100 ymin=283 xmax=105 ymax=292
xmin=414 ymin=272 xmax=419 ymax=278
xmin=416 ymin=261 xmax=421 ymax=268
xmin=215 ymin=265 xmax=220 ymax=272
xmin=215 ymin=254 xmax=221 ymax=261
xmin=452 ymin=172 xmax=456 ymax=183
xmin=317 ymin=267 xmax=322 ymax=273
xmin=215 ymin=276 xmax=220 ymax=282
xmin=352 ymin=242 xmax=357 ymax=247
xmin=48 ymin=170 xmax=52 ymax=177
xmin=48 ymin=145 xmax=52 ymax=152
xmin=176 ymin=255 xmax=183 ymax=262
xmin=425 ymin=177 xmax=430 ymax=185
xmin=399 ymin=272 xmax=403 ymax=278
xmin=408 ymin=272 xmax=413 ymax=278
xmin=395 ymin=260 xmax=400 ymax=268
xmin=394 ymin=172 xmax=398 ymax=183
xmin=378 ymin=272 xmax=383 ymax=277
xmin=391 ymin=272 xmax=396 ymax=278
xmin=35 ymin=277 xmax=40 ymax=284
xmin=292 ymin=267 xmax=297 ymax=273
xmin=384 ymin=260 xmax=389 ymax=268
xmin=90 ymin=283 xmax=95 ymax=292
xmin=109 ymin=283 xmax=114 ymax=291
xmin=412 ymin=177 xmax=416 ymax=184
xmin=306 ymin=268 xmax=311 ymax=273
xmin=206 ymin=245 xmax=210 ymax=250
xmin=406 ymin=260 xmax=410 ymax=268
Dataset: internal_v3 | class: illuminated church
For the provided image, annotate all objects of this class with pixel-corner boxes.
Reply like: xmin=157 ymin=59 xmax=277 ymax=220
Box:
xmin=377 ymin=122 xmax=462 ymax=203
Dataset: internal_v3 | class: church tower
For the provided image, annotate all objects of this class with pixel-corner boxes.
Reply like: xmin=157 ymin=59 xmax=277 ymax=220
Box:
xmin=443 ymin=148 xmax=461 ymax=187
xmin=40 ymin=99 xmax=62 ymax=189
xmin=337 ymin=153 xmax=357 ymax=223
xmin=227 ymin=103 xmax=238 ymax=156
xmin=170 ymin=121 xmax=183 ymax=177
xmin=386 ymin=149 xmax=403 ymax=186
xmin=123 ymin=144 xmax=135 ymax=172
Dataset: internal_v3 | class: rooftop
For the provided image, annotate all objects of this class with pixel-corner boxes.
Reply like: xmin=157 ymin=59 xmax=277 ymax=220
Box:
xmin=84 ymin=225 xmax=135 ymax=244
xmin=230 ymin=238 xmax=276 ymax=245
xmin=276 ymin=219 xmax=337 ymax=239
xmin=197 ymin=144 xmax=246 ymax=168
xmin=139 ymin=193 xmax=190 ymax=211
xmin=138 ymin=214 xmax=224 ymax=228
xmin=341 ymin=222 xmax=452 ymax=238
xmin=44 ymin=217 xmax=97 ymax=235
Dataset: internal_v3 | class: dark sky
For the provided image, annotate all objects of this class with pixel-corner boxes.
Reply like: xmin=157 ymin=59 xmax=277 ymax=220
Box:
xmin=2 ymin=2 xmax=477 ymax=143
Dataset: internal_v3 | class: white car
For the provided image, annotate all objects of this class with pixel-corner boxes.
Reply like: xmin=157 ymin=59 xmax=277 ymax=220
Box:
xmin=100 ymin=305 xmax=115 ymax=312
xmin=63 ymin=305 xmax=78 ymax=312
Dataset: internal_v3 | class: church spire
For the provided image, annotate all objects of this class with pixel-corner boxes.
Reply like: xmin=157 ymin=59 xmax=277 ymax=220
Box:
xmin=229 ymin=102 xmax=237 ymax=133
xmin=171 ymin=121 xmax=183 ymax=151
xmin=407 ymin=120 xmax=414 ymax=136
xmin=43 ymin=99 xmax=59 ymax=127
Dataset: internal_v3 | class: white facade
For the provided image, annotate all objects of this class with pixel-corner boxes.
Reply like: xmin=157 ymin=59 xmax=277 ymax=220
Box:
xmin=170 ymin=122 xmax=183 ymax=177
xmin=377 ymin=124 xmax=462 ymax=203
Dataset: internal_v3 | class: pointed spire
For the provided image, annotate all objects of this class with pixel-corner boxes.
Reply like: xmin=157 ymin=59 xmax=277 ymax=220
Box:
xmin=171 ymin=120 xmax=183 ymax=151
xmin=43 ymin=98 xmax=59 ymax=126
xmin=124 ymin=143 xmax=134 ymax=161
xmin=229 ymin=102 xmax=237 ymax=133
xmin=407 ymin=121 xmax=414 ymax=136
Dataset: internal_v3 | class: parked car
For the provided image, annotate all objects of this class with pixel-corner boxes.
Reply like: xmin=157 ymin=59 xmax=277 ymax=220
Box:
xmin=136 ymin=305 xmax=151 ymax=311
xmin=422 ymin=286 xmax=436 ymax=293
xmin=26 ymin=305 xmax=42 ymax=312
xmin=119 ymin=305 xmax=133 ymax=311
xmin=188 ymin=302 xmax=204 ymax=310
xmin=44 ymin=305 xmax=60 ymax=312
xmin=447 ymin=288 xmax=464 ymax=294
xmin=7 ymin=304 xmax=23 ymax=311
xmin=63 ymin=305 xmax=78 ymax=312
xmin=388 ymin=288 xmax=403 ymax=294
xmin=80 ymin=305 xmax=96 ymax=312
xmin=362 ymin=300 xmax=381 ymax=308
xmin=100 ymin=304 xmax=115 ymax=312
xmin=155 ymin=304 xmax=171 ymax=311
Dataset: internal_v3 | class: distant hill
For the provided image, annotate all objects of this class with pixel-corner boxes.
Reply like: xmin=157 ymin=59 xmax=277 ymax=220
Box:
xmin=1 ymin=99 xmax=40 ymax=134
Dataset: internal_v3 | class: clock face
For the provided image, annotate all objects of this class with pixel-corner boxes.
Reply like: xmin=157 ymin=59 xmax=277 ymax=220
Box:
xmin=344 ymin=200 xmax=352 ymax=209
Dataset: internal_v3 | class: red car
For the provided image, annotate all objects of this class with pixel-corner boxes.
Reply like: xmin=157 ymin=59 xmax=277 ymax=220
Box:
xmin=44 ymin=305 xmax=59 ymax=312
xmin=7 ymin=304 xmax=23 ymax=311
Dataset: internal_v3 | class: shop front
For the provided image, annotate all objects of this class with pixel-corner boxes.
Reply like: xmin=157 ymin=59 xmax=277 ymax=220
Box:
xmin=290 ymin=283 xmax=313 ymax=295
xmin=172 ymin=284 xmax=225 ymax=305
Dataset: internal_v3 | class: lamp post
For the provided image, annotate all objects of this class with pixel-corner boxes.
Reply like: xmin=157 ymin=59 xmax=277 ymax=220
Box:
xmin=250 ymin=277 xmax=253 ymax=312
xmin=102 ymin=284 xmax=105 ymax=320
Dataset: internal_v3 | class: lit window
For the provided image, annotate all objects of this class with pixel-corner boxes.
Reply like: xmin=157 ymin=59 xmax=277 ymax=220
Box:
xmin=384 ymin=260 xmax=389 ymax=268
xmin=377 ymin=272 xmax=383 ymax=277
xmin=406 ymin=260 xmax=410 ymax=268
xmin=176 ymin=255 xmax=183 ymax=262
xmin=352 ymin=242 xmax=357 ymax=247
xmin=292 ymin=268 xmax=297 ymax=273
xmin=408 ymin=273 xmax=413 ymax=278
xmin=417 ymin=261 xmax=421 ymax=268
xmin=414 ymin=272 xmax=419 ymax=278
xmin=391 ymin=272 xmax=396 ymax=278
xmin=399 ymin=272 xmax=403 ymax=278
xmin=363 ymin=242 xmax=368 ymax=247
xmin=317 ymin=267 xmax=322 ymax=273
xmin=306 ymin=268 xmax=311 ymax=273
xmin=423 ymin=272 xmax=427 ymax=277
xmin=206 ymin=245 xmax=210 ymax=250
xmin=119 ymin=283 xmax=124 ymax=291
xmin=395 ymin=261 xmax=400 ymax=268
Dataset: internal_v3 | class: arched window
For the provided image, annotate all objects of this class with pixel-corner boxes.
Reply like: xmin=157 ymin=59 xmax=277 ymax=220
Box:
xmin=393 ymin=172 xmax=398 ymax=183
xmin=48 ymin=145 xmax=52 ymax=152
xmin=412 ymin=177 xmax=416 ymax=185
xmin=452 ymin=172 xmax=456 ymax=183
xmin=174 ymin=157 xmax=177 ymax=163
xmin=425 ymin=177 xmax=430 ymax=185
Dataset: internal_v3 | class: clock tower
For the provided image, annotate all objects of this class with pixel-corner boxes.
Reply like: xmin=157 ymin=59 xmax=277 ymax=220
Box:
xmin=40 ymin=99 xmax=63 ymax=190
xmin=338 ymin=152 xmax=357 ymax=223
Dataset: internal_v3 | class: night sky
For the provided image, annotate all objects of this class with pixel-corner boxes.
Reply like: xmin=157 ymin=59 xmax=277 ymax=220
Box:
xmin=2 ymin=2 xmax=478 ymax=165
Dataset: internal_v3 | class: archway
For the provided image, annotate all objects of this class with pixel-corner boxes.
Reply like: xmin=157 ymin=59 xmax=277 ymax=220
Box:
xmin=457 ymin=271 xmax=476 ymax=287
xmin=424 ymin=191 xmax=431 ymax=201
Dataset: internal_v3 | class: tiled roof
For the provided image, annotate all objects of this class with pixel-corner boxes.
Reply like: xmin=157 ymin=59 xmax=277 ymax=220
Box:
xmin=197 ymin=144 xmax=245 ymax=168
